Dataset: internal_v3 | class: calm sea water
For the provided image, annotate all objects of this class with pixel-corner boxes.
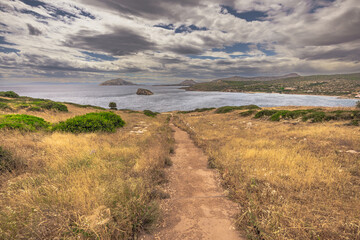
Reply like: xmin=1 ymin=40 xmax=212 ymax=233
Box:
xmin=0 ymin=83 xmax=357 ymax=112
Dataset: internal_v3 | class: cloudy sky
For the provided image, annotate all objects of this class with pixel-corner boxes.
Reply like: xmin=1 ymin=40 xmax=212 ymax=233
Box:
xmin=0 ymin=0 xmax=360 ymax=84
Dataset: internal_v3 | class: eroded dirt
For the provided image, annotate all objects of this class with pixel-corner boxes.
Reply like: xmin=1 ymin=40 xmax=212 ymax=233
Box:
xmin=141 ymin=124 xmax=244 ymax=240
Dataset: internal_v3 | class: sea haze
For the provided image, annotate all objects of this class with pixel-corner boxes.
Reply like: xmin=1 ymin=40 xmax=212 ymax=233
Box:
xmin=0 ymin=83 xmax=357 ymax=112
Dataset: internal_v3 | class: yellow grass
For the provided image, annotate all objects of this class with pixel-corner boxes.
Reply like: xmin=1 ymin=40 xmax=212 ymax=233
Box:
xmin=0 ymin=107 xmax=173 ymax=239
xmin=174 ymin=108 xmax=360 ymax=240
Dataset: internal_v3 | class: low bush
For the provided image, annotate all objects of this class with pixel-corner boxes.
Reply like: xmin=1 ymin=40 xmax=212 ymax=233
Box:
xmin=215 ymin=105 xmax=260 ymax=114
xmin=0 ymin=146 xmax=16 ymax=173
xmin=144 ymin=110 xmax=159 ymax=117
xmin=254 ymin=110 xmax=278 ymax=118
xmin=39 ymin=101 xmax=68 ymax=112
xmin=240 ymin=110 xmax=257 ymax=117
xmin=28 ymin=106 xmax=42 ymax=112
xmin=178 ymin=108 xmax=215 ymax=114
xmin=0 ymin=114 xmax=50 ymax=131
xmin=109 ymin=102 xmax=117 ymax=110
xmin=54 ymin=112 xmax=125 ymax=133
xmin=0 ymin=91 xmax=19 ymax=98
xmin=356 ymin=101 xmax=360 ymax=108
xmin=0 ymin=103 xmax=11 ymax=110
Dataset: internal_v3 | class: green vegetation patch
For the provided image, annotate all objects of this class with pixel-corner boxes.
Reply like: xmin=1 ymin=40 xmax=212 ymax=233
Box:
xmin=54 ymin=112 xmax=125 ymax=133
xmin=254 ymin=109 xmax=360 ymax=123
xmin=178 ymin=107 xmax=215 ymax=114
xmin=143 ymin=110 xmax=159 ymax=117
xmin=240 ymin=110 xmax=258 ymax=117
xmin=37 ymin=101 xmax=68 ymax=112
xmin=0 ymin=114 xmax=51 ymax=131
xmin=0 ymin=91 xmax=19 ymax=98
xmin=215 ymin=105 xmax=260 ymax=114
xmin=0 ymin=146 xmax=16 ymax=173
xmin=0 ymin=102 xmax=12 ymax=110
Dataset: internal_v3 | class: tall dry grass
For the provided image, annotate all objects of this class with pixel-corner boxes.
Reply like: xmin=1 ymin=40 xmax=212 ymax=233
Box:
xmin=0 ymin=108 xmax=173 ymax=239
xmin=174 ymin=108 xmax=360 ymax=239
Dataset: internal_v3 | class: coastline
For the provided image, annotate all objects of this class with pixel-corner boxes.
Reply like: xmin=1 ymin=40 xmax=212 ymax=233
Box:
xmin=184 ymin=88 xmax=359 ymax=100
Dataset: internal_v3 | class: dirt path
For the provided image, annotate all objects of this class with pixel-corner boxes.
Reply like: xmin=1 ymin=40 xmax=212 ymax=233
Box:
xmin=142 ymin=124 xmax=244 ymax=240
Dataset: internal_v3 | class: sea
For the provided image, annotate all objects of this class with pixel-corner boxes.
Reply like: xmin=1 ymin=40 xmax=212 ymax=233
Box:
xmin=0 ymin=83 xmax=357 ymax=112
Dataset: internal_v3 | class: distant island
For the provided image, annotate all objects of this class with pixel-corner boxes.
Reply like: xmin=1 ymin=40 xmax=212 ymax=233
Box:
xmin=185 ymin=73 xmax=360 ymax=98
xmin=100 ymin=78 xmax=136 ymax=86
xmin=136 ymin=88 xmax=154 ymax=95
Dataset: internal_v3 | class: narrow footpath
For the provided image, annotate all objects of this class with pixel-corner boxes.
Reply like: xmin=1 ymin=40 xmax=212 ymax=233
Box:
xmin=142 ymin=124 xmax=244 ymax=240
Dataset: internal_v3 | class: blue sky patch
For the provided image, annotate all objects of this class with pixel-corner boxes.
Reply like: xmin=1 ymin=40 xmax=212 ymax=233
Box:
xmin=309 ymin=0 xmax=336 ymax=13
xmin=82 ymin=51 xmax=117 ymax=61
xmin=0 ymin=46 xmax=20 ymax=53
xmin=213 ymin=43 xmax=251 ymax=53
xmin=0 ymin=36 xmax=15 ymax=45
xmin=220 ymin=5 xmax=268 ymax=22
xmin=19 ymin=0 xmax=46 ymax=8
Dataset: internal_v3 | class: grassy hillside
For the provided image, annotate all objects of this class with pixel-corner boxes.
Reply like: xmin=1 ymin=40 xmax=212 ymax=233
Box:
xmin=174 ymin=106 xmax=360 ymax=240
xmin=0 ymin=93 xmax=173 ymax=239
xmin=186 ymin=73 xmax=360 ymax=98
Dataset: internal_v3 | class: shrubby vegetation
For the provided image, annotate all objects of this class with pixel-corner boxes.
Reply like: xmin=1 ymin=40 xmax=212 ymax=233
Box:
xmin=109 ymin=102 xmax=117 ymax=110
xmin=143 ymin=110 xmax=159 ymax=117
xmin=0 ymin=114 xmax=50 ymax=131
xmin=0 ymin=92 xmax=68 ymax=112
xmin=0 ymin=91 xmax=19 ymax=98
xmin=178 ymin=108 xmax=215 ymax=114
xmin=215 ymin=105 xmax=260 ymax=114
xmin=53 ymin=112 xmax=125 ymax=133
xmin=0 ymin=103 xmax=11 ymax=110
xmin=252 ymin=109 xmax=360 ymax=123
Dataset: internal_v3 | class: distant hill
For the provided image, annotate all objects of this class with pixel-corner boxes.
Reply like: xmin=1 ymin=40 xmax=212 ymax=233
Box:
xmin=179 ymin=80 xmax=197 ymax=86
xmin=212 ymin=73 xmax=300 ymax=82
xmin=154 ymin=79 xmax=197 ymax=86
xmin=186 ymin=73 xmax=360 ymax=98
xmin=100 ymin=78 xmax=136 ymax=86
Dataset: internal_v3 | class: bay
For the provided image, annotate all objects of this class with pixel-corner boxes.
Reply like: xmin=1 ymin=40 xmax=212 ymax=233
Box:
xmin=0 ymin=83 xmax=357 ymax=112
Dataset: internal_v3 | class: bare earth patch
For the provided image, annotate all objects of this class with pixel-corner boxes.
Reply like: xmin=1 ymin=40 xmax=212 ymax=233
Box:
xmin=142 ymin=124 xmax=244 ymax=240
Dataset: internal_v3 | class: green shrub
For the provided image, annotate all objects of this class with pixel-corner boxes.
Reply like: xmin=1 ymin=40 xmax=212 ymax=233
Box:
xmin=143 ymin=110 xmax=159 ymax=117
xmin=54 ymin=112 xmax=125 ymax=133
xmin=0 ymin=146 xmax=16 ymax=173
xmin=240 ymin=110 xmax=257 ymax=117
xmin=28 ymin=106 xmax=42 ymax=112
xmin=0 ymin=91 xmax=19 ymax=98
xmin=39 ymin=101 xmax=68 ymax=112
xmin=178 ymin=108 xmax=215 ymax=114
xmin=254 ymin=110 xmax=278 ymax=118
xmin=302 ymin=111 xmax=326 ymax=122
xmin=215 ymin=105 xmax=260 ymax=114
xmin=109 ymin=102 xmax=117 ymax=110
xmin=356 ymin=101 xmax=360 ymax=109
xmin=0 ymin=114 xmax=50 ymax=131
xmin=0 ymin=103 xmax=11 ymax=110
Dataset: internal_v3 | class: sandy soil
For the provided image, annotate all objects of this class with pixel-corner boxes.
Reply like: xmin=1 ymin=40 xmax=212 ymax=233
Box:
xmin=141 ymin=124 xmax=244 ymax=240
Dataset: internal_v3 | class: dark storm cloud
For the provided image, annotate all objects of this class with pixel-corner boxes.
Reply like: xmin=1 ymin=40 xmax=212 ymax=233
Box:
xmin=27 ymin=24 xmax=42 ymax=36
xmin=67 ymin=28 xmax=155 ymax=56
xmin=79 ymin=0 xmax=198 ymax=19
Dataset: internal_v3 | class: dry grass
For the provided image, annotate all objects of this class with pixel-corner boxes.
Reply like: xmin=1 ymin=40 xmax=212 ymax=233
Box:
xmin=0 ymin=106 xmax=173 ymax=239
xmin=174 ymin=107 xmax=360 ymax=240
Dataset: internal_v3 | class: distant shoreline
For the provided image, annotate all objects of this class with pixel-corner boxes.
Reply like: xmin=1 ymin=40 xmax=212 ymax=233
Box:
xmin=184 ymin=88 xmax=359 ymax=100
